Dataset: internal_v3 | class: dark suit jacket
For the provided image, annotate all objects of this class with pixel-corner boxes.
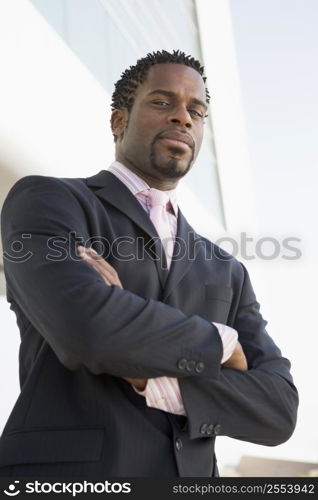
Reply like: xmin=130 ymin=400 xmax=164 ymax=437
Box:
xmin=0 ymin=170 xmax=298 ymax=477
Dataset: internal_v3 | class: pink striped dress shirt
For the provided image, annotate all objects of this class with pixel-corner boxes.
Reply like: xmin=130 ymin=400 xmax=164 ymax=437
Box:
xmin=107 ymin=161 xmax=238 ymax=416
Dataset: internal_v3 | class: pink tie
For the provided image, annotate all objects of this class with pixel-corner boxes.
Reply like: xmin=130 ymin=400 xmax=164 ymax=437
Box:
xmin=138 ymin=188 xmax=185 ymax=415
xmin=147 ymin=188 xmax=174 ymax=268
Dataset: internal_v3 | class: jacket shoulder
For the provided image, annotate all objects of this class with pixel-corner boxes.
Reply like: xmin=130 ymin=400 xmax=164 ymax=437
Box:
xmin=6 ymin=174 xmax=86 ymax=195
xmin=2 ymin=174 xmax=92 ymax=209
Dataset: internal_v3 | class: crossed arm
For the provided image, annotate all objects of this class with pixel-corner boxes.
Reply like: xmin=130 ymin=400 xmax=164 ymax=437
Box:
xmin=77 ymin=244 xmax=248 ymax=392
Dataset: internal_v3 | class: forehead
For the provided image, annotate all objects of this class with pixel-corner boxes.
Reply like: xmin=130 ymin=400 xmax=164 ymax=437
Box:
xmin=137 ymin=63 xmax=206 ymax=102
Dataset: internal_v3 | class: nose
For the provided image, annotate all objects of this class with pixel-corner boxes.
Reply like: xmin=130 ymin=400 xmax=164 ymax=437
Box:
xmin=168 ymin=105 xmax=192 ymax=129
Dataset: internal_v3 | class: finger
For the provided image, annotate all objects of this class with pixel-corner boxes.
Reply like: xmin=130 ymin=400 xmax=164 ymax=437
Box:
xmin=78 ymin=251 xmax=111 ymax=280
xmin=86 ymin=248 xmax=118 ymax=274
xmin=86 ymin=249 xmax=122 ymax=285
xmin=77 ymin=245 xmax=86 ymax=257
xmin=77 ymin=246 xmax=100 ymax=258
xmin=86 ymin=247 xmax=102 ymax=258
xmin=85 ymin=257 xmax=120 ymax=286
xmin=89 ymin=263 xmax=112 ymax=286
xmin=84 ymin=257 xmax=115 ymax=281
xmin=78 ymin=247 xmax=122 ymax=287
xmin=78 ymin=247 xmax=102 ymax=264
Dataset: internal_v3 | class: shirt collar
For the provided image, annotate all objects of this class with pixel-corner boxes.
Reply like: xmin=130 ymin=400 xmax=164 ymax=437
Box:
xmin=107 ymin=161 xmax=178 ymax=216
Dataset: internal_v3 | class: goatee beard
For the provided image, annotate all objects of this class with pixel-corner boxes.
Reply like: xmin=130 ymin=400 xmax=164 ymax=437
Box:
xmin=150 ymin=141 xmax=194 ymax=179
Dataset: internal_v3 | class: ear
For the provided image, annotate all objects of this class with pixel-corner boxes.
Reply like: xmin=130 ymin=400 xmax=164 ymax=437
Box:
xmin=111 ymin=109 xmax=128 ymax=141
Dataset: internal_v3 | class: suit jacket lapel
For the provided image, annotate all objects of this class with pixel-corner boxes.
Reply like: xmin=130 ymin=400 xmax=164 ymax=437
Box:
xmin=161 ymin=210 xmax=200 ymax=302
xmin=86 ymin=170 xmax=169 ymax=287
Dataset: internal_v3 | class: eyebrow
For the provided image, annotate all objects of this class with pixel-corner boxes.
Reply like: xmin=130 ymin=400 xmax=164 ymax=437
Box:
xmin=146 ymin=89 xmax=208 ymax=111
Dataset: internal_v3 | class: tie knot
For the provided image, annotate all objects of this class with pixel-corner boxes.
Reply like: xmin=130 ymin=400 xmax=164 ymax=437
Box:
xmin=147 ymin=188 xmax=170 ymax=209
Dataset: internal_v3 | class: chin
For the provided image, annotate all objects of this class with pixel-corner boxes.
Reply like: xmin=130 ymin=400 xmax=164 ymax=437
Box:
xmin=151 ymin=151 xmax=193 ymax=179
xmin=156 ymin=160 xmax=191 ymax=179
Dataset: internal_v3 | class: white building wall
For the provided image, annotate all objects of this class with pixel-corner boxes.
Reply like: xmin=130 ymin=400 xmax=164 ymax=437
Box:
xmin=216 ymin=0 xmax=318 ymax=471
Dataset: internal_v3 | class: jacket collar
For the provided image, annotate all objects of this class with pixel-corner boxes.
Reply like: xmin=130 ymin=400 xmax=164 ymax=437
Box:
xmin=86 ymin=170 xmax=199 ymax=295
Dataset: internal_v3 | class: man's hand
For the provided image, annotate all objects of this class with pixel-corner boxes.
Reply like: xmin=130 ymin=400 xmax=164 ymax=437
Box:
xmin=77 ymin=246 xmax=148 ymax=390
xmin=77 ymin=246 xmax=123 ymax=288
xmin=121 ymin=377 xmax=147 ymax=391
xmin=222 ymin=341 xmax=248 ymax=371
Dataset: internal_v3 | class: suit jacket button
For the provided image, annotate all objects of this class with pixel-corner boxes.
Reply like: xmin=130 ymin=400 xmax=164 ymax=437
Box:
xmin=214 ymin=424 xmax=222 ymax=435
xmin=175 ymin=438 xmax=183 ymax=451
xmin=186 ymin=360 xmax=196 ymax=372
xmin=200 ymin=423 xmax=208 ymax=435
xmin=206 ymin=424 xmax=214 ymax=435
xmin=195 ymin=362 xmax=205 ymax=373
xmin=177 ymin=358 xmax=187 ymax=370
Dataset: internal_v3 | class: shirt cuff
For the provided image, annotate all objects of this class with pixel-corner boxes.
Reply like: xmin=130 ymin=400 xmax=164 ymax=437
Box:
xmin=133 ymin=377 xmax=186 ymax=416
xmin=212 ymin=322 xmax=238 ymax=363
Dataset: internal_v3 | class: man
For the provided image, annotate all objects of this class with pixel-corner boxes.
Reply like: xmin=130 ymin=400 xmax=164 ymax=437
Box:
xmin=0 ymin=50 xmax=298 ymax=477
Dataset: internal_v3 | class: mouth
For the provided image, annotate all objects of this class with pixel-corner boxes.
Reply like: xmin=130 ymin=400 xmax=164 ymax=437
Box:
xmin=157 ymin=131 xmax=194 ymax=154
xmin=158 ymin=137 xmax=191 ymax=151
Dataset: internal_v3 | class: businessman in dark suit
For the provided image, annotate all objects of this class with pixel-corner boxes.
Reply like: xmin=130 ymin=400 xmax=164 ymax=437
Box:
xmin=0 ymin=50 xmax=298 ymax=477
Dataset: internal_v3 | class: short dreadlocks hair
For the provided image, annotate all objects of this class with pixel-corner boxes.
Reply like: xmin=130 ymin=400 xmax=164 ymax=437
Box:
xmin=111 ymin=49 xmax=210 ymax=113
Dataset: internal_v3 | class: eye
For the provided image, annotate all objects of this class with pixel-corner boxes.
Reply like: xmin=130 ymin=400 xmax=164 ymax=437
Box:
xmin=188 ymin=109 xmax=204 ymax=119
xmin=152 ymin=100 xmax=169 ymax=106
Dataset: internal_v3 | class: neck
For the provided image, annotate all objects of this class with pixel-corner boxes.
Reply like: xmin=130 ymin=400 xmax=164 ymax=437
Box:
xmin=116 ymin=156 xmax=179 ymax=191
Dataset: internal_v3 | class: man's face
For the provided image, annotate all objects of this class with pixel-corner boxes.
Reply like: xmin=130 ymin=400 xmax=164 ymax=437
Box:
xmin=112 ymin=63 xmax=207 ymax=183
